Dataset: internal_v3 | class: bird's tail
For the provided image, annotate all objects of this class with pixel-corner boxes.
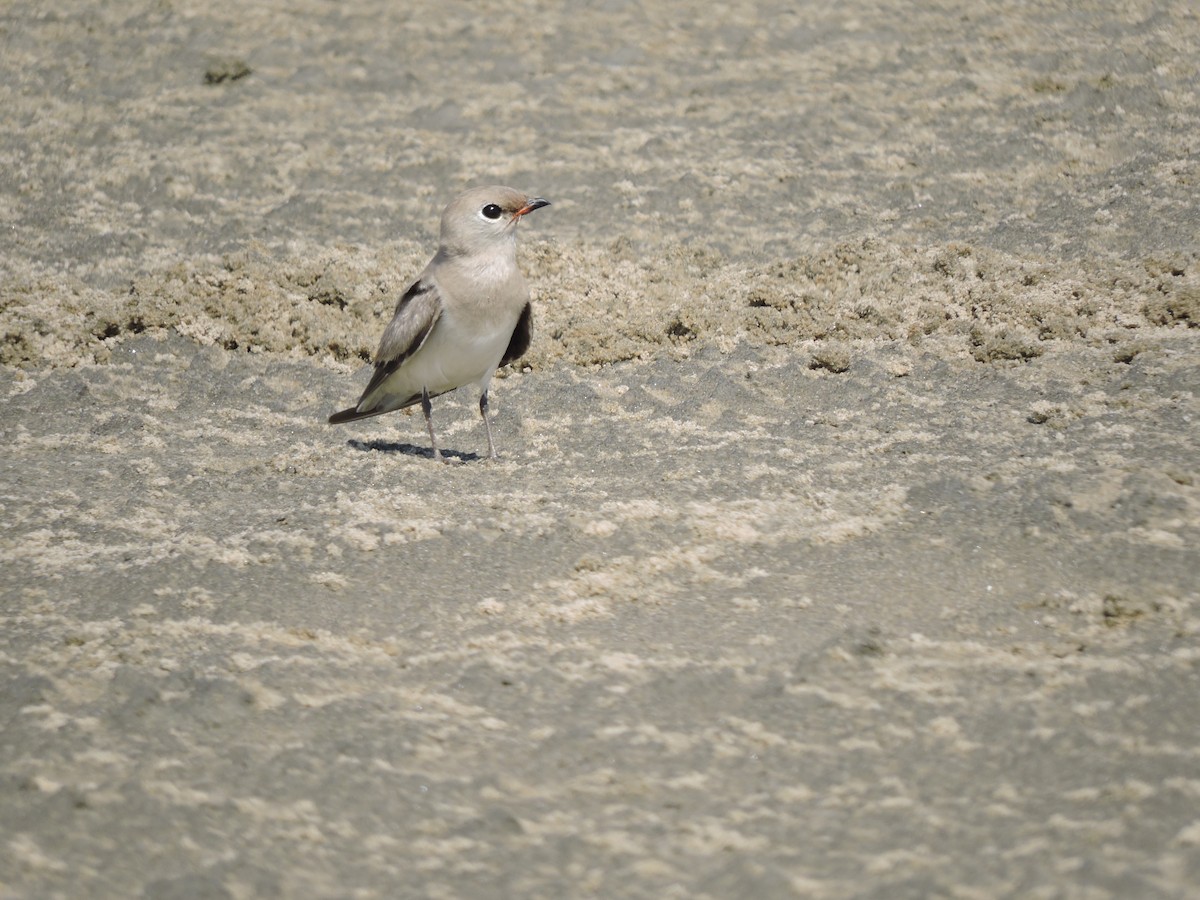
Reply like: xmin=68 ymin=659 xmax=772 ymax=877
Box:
xmin=328 ymin=406 xmax=373 ymax=425
xmin=327 ymin=390 xmax=429 ymax=425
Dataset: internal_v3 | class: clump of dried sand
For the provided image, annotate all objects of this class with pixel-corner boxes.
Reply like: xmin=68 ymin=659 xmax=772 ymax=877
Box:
xmin=2 ymin=238 xmax=1195 ymax=371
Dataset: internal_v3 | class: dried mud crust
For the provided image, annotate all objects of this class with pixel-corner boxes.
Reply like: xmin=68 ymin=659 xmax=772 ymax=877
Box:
xmin=2 ymin=238 xmax=1196 ymax=371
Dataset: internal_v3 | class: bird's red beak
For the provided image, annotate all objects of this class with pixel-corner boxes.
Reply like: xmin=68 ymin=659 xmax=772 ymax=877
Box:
xmin=515 ymin=198 xmax=551 ymax=218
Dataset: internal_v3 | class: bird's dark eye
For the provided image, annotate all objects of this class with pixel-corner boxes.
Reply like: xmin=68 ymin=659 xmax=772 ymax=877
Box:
xmin=481 ymin=204 xmax=502 ymax=220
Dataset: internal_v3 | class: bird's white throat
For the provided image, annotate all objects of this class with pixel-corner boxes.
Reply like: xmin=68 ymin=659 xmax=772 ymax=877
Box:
xmin=462 ymin=244 xmax=519 ymax=286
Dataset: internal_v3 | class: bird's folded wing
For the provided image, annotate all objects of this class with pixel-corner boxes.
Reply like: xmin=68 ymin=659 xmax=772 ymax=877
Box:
xmin=500 ymin=302 xmax=533 ymax=368
xmin=358 ymin=278 xmax=443 ymax=402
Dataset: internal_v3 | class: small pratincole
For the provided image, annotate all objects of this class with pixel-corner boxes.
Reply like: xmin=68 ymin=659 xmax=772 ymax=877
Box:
xmin=328 ymin=186 xmax=550 ymax=463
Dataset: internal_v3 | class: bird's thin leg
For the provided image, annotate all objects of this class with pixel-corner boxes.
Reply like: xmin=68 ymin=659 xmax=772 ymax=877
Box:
xmin=421 ymin=388 xmax=447 ymax=464
xmin=480 ymin=390 xmax=499 ymax=460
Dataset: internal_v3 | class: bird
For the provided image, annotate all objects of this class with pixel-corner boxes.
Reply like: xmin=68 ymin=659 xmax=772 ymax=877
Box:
xmin=328 ymin=186 xmax=550 ymax=463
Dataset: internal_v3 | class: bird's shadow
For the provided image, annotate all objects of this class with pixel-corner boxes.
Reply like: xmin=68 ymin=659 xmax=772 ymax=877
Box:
xmin=347 ymin=439 xmax=481 ymax=463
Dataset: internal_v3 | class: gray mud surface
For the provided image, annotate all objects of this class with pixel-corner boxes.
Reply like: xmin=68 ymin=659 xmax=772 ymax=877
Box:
xmin=2 ymin=2 xmax=1199 ymax=897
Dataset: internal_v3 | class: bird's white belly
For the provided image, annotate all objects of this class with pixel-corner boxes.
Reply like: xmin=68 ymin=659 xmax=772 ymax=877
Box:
xmin=378 ymin=313 xmax=511 ymax=407
xmin=420 ymin=321 xmax=506 ymax=392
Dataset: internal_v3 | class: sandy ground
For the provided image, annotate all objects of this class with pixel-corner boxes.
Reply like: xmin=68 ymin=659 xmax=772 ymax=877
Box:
xmin=2 ymin=1 xmax=1199 ymax=897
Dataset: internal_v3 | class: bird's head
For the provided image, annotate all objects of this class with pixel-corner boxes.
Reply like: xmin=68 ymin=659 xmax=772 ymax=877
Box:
xmin=438 ymin=186 xmax=550 ymax=258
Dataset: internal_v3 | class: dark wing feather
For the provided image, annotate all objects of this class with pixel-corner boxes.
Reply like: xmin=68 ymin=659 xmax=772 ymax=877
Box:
xmin=500 ymin=302 xmax=533 ymax=367
xmin=327 ymin=278 xmax=442 ymax=424
xmin=328 ymin=403 xmax=395 ymax=425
